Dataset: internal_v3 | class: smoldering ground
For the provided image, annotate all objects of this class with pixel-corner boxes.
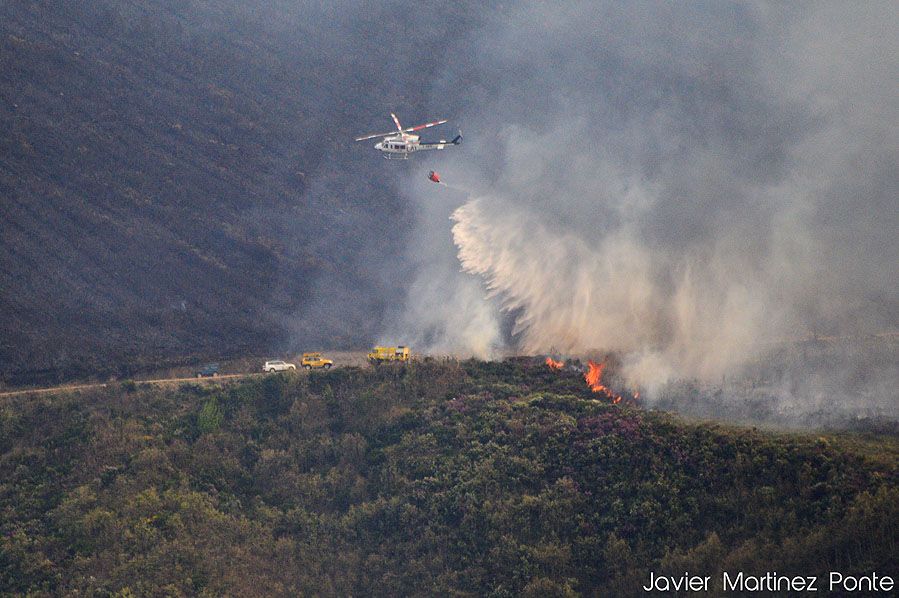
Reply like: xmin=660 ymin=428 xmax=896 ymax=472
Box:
xmin=380 ymin=2 xmax=898 ymax=421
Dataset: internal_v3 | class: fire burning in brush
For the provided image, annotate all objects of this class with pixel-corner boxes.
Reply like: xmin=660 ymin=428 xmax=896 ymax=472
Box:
xmin=585 ymin=360 xmax=623 ymax=404
xmin=543 ymin=355 xmax=636 ymax=405
xmin=584 ymin=360 xmax=607 ymax=392
xmin=545 ymin=357 xmax=565 ymax=371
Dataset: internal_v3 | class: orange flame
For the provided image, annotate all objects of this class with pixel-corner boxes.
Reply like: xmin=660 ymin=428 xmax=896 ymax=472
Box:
xmin=584 ymin=360 xmax=606 ymax=391
xmin=546 ymin=357 xmax=565 ymax=371
xmin=585 ymin=360 xmax=624 ymax=404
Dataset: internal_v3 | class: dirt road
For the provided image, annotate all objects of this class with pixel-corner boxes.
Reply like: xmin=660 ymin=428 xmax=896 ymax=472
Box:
xmin=0 ymin=373 xmax=261 ymax=398
xmin=0 ymin=351 xmax=376 ymax=399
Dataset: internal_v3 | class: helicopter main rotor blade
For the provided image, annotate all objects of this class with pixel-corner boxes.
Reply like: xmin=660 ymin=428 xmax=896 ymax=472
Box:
xmin=355 ymin=114 xmax=448 ymax=141
xmin=354 ymin=131 xmax=397 ymax=141
xmin=390 ymin=113 xmax=404 ymax=133
xmin=404 ymin=118 xmax=448 ymax=132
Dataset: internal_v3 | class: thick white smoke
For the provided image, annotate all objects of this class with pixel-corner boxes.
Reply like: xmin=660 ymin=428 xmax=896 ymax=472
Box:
xmin=386 ymin=1 xmax=898 ymax=404
xmin=450 ymin=195 xmax=782 ymax=389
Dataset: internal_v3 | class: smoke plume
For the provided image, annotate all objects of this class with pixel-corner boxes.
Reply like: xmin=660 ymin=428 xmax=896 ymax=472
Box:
xmin=387 ymin=2 xmax=898 ymax=409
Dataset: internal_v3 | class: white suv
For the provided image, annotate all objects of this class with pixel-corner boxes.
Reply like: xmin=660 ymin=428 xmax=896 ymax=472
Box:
xmin=263 ymin=360 xmax=296 ymax=373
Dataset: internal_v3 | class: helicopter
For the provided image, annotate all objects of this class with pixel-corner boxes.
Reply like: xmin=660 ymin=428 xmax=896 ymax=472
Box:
xmin=355 ymin=113 xmax=461 ymax=159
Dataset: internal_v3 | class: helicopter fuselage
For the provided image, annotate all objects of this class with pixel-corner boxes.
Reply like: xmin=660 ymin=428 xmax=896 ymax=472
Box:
xmin=375 ymin=134 xmax=420 ymax=158
xmin=373 ymin=133 xmax=461 ymax=159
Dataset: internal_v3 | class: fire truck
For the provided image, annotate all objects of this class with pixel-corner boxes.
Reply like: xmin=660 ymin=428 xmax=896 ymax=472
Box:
xmin=368 ymin=346 xmax=410 ymax=365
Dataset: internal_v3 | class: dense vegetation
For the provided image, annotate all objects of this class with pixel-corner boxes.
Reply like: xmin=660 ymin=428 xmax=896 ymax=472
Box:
xmin=2 ymin=360 xmax=896 ymax=596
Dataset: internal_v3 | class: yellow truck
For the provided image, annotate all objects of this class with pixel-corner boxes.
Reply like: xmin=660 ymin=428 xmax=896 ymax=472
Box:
xmin=301 ymin=352 xmax=333 ymax=370
xmin=368 ymin=346 xmax=410 ymax=365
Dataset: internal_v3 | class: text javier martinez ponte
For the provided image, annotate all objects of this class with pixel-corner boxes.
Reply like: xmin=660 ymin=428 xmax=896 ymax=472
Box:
xmin=643 ymin=571 xmax=894 ymax=593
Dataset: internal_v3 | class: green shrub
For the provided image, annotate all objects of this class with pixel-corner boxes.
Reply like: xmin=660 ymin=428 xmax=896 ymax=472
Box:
xmin=197 ymin=396 xmax=224 ymax=434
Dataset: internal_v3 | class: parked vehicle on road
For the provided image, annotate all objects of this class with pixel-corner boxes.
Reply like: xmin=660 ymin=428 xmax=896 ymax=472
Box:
xmin=195 ymin=363 xmax=219 ymax=378
xmin=368 ymin=346 xmax=410 ymax=365
xmin=263 ymin=360 xmax=296 ymax=373
xmin=301 ymin=353 xmax=333 ymax=370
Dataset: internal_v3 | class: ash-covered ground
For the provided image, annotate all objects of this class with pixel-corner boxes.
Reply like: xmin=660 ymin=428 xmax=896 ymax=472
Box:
xmin=649 ymin=334 xmax=899 ymax=430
